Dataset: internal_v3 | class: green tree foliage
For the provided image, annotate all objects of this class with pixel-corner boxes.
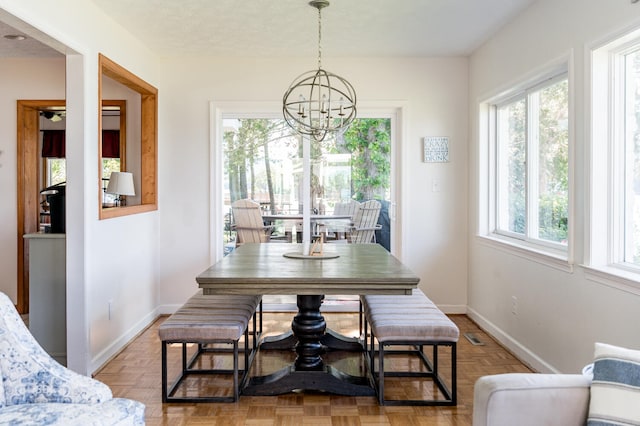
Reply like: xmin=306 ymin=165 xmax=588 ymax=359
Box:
xmin=223 ymin=118 xmax=392 ymax=215
xmin=101 ymin=158 xmax=121 ymax=179
xmin=340 ymin=119 xmax=391 ymax=201
xmin=225 ymin=119 xmax=296 ymax=208
xmin=503 ymin=99 xmax=526 ymax=235
xmin=501 ymin=78 xmax=568 ymax=243
xmin=537 ymin=80 xmax=569 ymax=242
xmin=49 ymin=159 xmax=66 ymax=185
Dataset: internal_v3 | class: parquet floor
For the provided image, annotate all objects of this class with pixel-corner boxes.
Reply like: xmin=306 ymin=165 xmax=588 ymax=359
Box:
xmin=94 ymin=312 xmax=533 ymax=426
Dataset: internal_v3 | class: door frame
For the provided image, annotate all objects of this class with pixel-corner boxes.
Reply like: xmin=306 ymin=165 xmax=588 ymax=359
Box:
xmin=209 ymin=101 xmax=406 ymax=264
xmin=16 ymin=99 xmax=65 ymax=313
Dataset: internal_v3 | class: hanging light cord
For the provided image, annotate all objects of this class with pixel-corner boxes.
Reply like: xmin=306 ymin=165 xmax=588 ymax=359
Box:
xmin=317 ymin=5 xmax=323 ymax=69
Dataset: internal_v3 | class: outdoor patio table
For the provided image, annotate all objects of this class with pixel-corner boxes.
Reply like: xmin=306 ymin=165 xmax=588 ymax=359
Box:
xmin=261 ymin=214 xmax=353 ymax=240
xmin=196 ymin=243 xmax=419 ymax=396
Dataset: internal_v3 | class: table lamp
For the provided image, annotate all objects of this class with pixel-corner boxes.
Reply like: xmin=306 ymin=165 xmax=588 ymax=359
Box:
xmin=106 ymin=171 xmax=135 ymax=206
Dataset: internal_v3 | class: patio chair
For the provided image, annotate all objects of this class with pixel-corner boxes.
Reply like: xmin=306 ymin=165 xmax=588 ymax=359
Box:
xmin=323 ymin=200 xmax=360 ymax=240
xmin=333 ymin=199 xmax=360 ymax=217
xmin=231 ymin=199 xmax=273 ymax=246
xmin=347 ymin=200 xmax=382 ymax=244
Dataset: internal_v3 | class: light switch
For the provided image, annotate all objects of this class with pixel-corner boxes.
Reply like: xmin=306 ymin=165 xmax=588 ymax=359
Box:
xmin=432 ymin=179 xmax=441 ymax=192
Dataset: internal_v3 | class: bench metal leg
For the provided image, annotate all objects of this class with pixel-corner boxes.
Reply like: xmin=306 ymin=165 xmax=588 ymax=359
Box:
xmin=359 ymin=299 xmax=363 ymax=338
xmin=161 ymin=342 xmax=169 ymax=402
xmin=162 ymin=337 xmax=249 ymax=403
xmin=162 ymin=342 xmax=200 ymax=403
xmin=378 ymin=339 xmax=385 ymax=405
xmin=371 ymin=338 xmax=457 ymax=406
xmin=233 ymin=340 xmax=239 ymax=401
xmin=252 ymin=300 xmax=263 ymax=352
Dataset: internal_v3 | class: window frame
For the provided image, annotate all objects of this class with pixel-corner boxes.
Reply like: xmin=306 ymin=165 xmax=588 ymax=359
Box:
xmin=493 ymin=74 xmax=569 ymax=248
xmin=45 ymin=157 xmax=66 ymax=188
xmin=98 ymin=54 xmax=158 ymax=220
xmin=587 ymin=26 xmax=640 ymax=294
xmin=478 ymin=61 xmax=573 ymax=272
xmin=618 ymin=43 xmax=640 ymax=266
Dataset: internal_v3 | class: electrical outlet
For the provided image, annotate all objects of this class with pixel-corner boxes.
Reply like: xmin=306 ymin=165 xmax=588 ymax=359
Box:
xmin=108 ymin=300 xmax=113 ymax=320
xmin=511 ymin=296 xmax=518 ymax=315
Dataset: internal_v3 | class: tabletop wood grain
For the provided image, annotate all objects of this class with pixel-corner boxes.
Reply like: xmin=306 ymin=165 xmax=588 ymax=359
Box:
xmin=196 ymin=243 xmax=419 ymax=295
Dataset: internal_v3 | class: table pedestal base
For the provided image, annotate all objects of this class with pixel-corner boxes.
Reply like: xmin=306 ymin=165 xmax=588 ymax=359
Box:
xmin=245 ymin=294 xmax=373 ymax=396
xmin=260 ymin=329 xmax=363 ymax=352
xmin=242 ymin=365 xmax=375 ymax=396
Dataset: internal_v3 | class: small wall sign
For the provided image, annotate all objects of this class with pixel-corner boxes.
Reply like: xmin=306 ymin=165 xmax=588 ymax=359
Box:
xmin=423 ymin=136 xmax=449 ymax=163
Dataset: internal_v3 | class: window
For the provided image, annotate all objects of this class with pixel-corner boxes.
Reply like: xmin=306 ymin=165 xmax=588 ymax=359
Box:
xmin=590 ymin=28 xmax=640 ymax=289
xmin=98 ymin=54 xmax=157 ymax=219
xmin=622 ymin=48 xmax=640 ymax=265
xmin=484 ymin=70 xmax=569 ymax=258
xmin=46 ymin=158 xmax=66 ymax=187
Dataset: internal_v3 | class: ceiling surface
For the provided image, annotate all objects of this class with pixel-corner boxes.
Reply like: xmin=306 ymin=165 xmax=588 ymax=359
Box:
xmin=1 ymin=0 xmax=536 ymax=58
xmin=90 ymin=0 xmax=535 ymax=57
xmin=0 ymin=20 xmax=61 ymax=57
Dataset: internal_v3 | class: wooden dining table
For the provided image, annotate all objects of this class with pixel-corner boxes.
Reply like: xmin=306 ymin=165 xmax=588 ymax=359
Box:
xmin=196 ymin=243 xmax=419 ymax=396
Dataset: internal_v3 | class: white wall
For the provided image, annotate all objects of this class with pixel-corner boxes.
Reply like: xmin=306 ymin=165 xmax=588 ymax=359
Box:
xmin=2 ymin=2 xmax=469 ymax=375
xmin=468 ymin=0 xmax=640 ymax=373
xmin=157 ymin=56 xmax=469 ymax=313
xmin=0 ymin=1 xmax=161 ymax=374
xmin=0 ymin=58 xmax=65 ymax=301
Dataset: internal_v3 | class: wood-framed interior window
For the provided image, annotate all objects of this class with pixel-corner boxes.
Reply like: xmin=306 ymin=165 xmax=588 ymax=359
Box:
xmin=98 ymin=53 xmax=157 ymax=219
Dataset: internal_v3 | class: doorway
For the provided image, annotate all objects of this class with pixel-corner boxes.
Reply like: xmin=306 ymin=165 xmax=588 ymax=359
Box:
xmin=215 ymin=111 xmax=398 ymax=312
xmin=16 ymin=100 xmax=65 ymax=314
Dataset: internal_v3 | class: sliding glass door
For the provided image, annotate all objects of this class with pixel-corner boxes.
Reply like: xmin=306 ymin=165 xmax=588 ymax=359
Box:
xmin=220 ymin=116 xmax=393 ymax=254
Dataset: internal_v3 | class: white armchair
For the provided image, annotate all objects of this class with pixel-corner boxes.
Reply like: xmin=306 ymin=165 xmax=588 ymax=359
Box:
xmin=0 ymin=291 xmax=145 ymax=425
xmin=472 ymin=373 xmax=591 ymax=426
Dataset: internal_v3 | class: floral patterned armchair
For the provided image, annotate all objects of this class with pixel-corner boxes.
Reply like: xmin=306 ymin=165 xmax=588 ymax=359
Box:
xmin=0 ymin=292 xmax=145 ymax=425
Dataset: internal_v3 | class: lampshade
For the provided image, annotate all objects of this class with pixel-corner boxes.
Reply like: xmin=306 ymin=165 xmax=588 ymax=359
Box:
xmin=106 ymin=171 xmax=135 ymax=196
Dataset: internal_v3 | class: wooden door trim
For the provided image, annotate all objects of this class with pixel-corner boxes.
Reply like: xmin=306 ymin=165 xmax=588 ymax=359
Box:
xmin=17 ymin=100 xmax=65 ymax=314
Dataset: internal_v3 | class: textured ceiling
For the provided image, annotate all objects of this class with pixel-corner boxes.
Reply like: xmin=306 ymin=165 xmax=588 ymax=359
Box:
xmin=0 ymin=0 xmax=536 ymax=58
xmin=0 ymin=20 xmax=61 ymax=57
xmin=89 ymin=0 xmax=536 ymax=58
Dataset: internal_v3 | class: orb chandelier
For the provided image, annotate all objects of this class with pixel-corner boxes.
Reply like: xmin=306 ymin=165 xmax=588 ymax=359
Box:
xmin=282 ymin=0 xmax=357 ymax=142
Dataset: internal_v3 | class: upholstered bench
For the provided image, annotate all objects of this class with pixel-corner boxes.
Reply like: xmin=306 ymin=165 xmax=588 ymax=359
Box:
xmin=361 ymin=289 xmax=459 ymax=406
xmin=159 ymin=291 xmax=262 ymax=403
xmin=178 ymin=291 xmax=263 ymax=354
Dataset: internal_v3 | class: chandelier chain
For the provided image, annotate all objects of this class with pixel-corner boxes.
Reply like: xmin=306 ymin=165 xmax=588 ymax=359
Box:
xmin=317 ymin=6 xmax=322 ymax=69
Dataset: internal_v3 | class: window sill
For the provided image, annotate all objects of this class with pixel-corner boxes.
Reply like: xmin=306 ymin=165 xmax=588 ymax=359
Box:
xmin=99 ymin=203 xmax=157 ymax=220
xmin=476 ymin=234 xmax=573 ymax=273
xmin=583 ymin=265 xmax=640 ymax=296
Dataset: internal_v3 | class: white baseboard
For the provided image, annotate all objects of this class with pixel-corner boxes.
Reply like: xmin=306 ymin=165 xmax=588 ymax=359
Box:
xmin=466 ymin=307 xmax=559 ymax=374
xmin=91 ymin=308 xmax=160 ymax=374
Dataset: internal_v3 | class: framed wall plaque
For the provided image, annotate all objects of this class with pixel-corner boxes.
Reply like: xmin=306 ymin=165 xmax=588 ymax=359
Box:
xmin=423 ymin=136 xmax=449 ymax=163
